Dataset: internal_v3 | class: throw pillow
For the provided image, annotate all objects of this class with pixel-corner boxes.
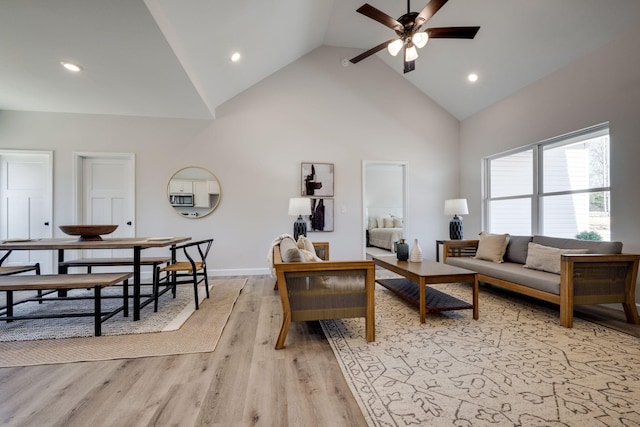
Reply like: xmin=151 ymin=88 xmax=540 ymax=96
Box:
xmin=368 ymin=216 xmax=378 ymax=230
xmin=297 ymin=236 xmax=317 ymax=257
xmin=392 ymin=217 xmax=403 ymax=228
xmin=524 ymin=242 xmax=589 ymax=274
xmin=383 ymin=217 xmax=394 ymax=228
xmin=377 ymin=214 xmax=391 ymax=228
xmin=300 ymin=249 xmax=323 ymax=262
xmin=474 ymin=232 xmax=510 ymax=263
xmin=279 ymin=237 xmax=303 ymax=262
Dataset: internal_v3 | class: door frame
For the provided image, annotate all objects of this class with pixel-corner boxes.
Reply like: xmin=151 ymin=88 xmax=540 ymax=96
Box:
xmin=72 ymin=152 xmax=136 ymax=234
xmin=361 ymin=160 xmax=409 ymax=258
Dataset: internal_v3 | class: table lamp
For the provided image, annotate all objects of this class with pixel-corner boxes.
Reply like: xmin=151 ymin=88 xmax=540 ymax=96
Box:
xmin=444 ymin=198 xmax=469 ymax=240
xmin=288 ymin=197 xmax=311 ymax=241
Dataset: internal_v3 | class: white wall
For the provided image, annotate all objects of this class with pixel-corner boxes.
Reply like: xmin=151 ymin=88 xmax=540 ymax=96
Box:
xmin=365 ymin=164 xmax=404 ymax=212
xmin=460 ymin=28 xmax=640 ymax=299
xmin=0 ymin=46 xmax=460 ymax=274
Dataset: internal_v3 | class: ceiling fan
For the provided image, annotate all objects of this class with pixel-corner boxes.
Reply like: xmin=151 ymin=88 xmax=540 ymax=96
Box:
xmin=349 ymin=0 xmax=480 ymax=73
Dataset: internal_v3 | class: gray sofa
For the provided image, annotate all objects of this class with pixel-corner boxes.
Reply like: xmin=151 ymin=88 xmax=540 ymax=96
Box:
xmin=443 ymin=235 xmax=640 ymax=327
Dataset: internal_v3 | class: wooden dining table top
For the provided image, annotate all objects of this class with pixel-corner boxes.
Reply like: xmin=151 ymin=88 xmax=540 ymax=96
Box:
xmin=0 ymin=236 xmax=191 ymax=250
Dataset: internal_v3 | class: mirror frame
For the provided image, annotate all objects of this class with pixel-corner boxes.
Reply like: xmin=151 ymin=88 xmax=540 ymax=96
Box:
xmin=167 ymin=166 xmax=221 ymax=219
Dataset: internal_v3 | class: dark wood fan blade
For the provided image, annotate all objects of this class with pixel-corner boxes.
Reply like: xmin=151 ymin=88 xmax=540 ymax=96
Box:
xmin=350 ymin=39 xmax=396 ymax=64
xmin=425 ymin=26 xmax=480 ymax=39
xmin=357 ymin=4 xmax=403 ymax=31
xmin=415 ymin=0 xmax=448 ymax=29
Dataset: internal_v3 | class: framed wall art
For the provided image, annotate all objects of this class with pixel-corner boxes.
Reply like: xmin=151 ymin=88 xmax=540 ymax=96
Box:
xmin=304 ymin=198 xmax=334 ymax=232
xmin=301 ymin=163 xmax=334 ymax=197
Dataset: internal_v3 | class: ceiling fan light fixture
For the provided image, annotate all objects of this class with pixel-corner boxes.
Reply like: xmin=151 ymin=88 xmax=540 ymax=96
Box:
xmin=412 ymin=32 xmax=429 ymax=49
xmin=387 ymin=39 xmax=403 ymax=56
xmin=405 ymin=45 xmax=419 ymax=62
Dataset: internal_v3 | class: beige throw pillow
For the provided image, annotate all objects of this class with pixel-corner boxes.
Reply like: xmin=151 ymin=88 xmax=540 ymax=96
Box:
xmin=474 ymin=232 xmax=510 ymax=263
xmin=300 ymin=249 xmax=323 ymax=262
xmin=297 ymin=236 xmax=317 ymax=257
xmin=524 ymin=242 xmax=589 ymax=274
xmin=383 ymin=217 xmax=394 ymax=228
xmin=279 ymin=237 xmax=303 ymax=262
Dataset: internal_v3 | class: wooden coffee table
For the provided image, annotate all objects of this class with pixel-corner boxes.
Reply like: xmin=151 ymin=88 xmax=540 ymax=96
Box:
xmin=372 ymin=255 xmax=478 ymax=323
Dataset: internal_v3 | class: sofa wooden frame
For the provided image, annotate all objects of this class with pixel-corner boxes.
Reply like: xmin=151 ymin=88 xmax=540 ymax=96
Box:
xmin=443 ymin=239 xmax=640 ymax=327
xmin=273 ymin=241 xmax=375 ymax=349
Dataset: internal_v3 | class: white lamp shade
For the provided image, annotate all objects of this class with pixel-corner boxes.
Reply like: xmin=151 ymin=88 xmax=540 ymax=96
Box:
xmin=288 ymin=197 xmax=311 ymax=216
xmin=412 ymin=32 xmax=429 ymax=48
xmin=387 ymin=39 xmax=403 ymax=56
xmin=405 ymin=45 xmax=418 ymax=62
xmin=444 ymin=199 xmax=469 ymax=215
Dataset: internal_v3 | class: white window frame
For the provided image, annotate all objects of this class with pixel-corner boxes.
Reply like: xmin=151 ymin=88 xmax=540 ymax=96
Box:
xmin=483 ymin=123 xmax=610 ymax=238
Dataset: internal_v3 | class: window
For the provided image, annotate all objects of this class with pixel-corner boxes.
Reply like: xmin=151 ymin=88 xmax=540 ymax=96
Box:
xmin=484 ymin=123 xmax=610 ymax=240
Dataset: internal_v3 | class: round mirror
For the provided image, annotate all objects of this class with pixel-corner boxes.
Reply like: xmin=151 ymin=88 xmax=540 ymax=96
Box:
xmin=167 ymin=166 xmax=221 ymax=218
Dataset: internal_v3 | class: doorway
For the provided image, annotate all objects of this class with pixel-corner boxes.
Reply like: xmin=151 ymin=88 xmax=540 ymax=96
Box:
xmin=0 ymin=150 xmax=53 ymax=272
xmin=362 ymin=161 xmax=408 ymax=258
xmin=73 ymin=152 xmax=135 ymax=258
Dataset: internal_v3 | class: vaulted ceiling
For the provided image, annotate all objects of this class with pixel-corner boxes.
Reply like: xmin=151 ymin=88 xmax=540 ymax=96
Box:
xmin=2 ymin=0 xmax=639 ymax=121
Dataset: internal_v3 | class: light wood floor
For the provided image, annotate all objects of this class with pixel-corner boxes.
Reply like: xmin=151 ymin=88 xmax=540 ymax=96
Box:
xmin=0 ymin=276 xmax=368 ymax=427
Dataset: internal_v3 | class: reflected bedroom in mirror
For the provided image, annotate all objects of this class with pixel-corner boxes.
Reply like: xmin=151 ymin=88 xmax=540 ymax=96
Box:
xmin=167 ymin=166 xmax=221 ymax=218
xmin=364 ymin=162 xmax=406 ymax=256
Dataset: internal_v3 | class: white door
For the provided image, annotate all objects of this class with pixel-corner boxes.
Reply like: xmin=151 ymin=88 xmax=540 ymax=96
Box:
xmin=0 ymin=151 xmax=53 ymax=272
xmin=81 ymin=155 xmax=135 ymax=258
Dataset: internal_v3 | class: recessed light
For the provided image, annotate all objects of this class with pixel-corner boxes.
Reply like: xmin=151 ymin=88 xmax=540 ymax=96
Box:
xmin=230 ymin=52 xmax=241 ymax=62
xmin=61 ymin=61 xmax=82 ymax=72
xmin=468 ymin=73 xmax=478 ymax=82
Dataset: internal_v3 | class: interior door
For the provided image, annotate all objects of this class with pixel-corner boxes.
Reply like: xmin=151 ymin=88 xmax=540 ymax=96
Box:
xmin=81 ymin=155 xmax=135 ymax=259
xmin=0 ymin=151 xmax=53 ymax=272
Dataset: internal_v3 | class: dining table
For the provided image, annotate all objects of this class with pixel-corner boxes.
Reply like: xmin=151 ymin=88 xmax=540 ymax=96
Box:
xmin=0 ymin=236 xmax=191 ymax=321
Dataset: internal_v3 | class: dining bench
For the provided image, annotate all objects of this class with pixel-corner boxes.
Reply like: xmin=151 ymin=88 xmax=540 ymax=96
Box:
xmin=0 ymin=272 xmax=133 ymax=336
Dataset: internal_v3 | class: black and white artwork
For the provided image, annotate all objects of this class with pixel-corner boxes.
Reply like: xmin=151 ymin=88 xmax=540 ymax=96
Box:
xmin=301 ymin=163 xmax=334 ymax=197
xmin=304 ymin=198 xmax=334 ymax=232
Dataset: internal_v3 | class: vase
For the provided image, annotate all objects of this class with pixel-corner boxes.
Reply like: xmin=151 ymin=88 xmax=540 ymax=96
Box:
xmin=396 ymin=239 xmax=409 ymax=261
xmin=410 ymin=238 xmax=422 ymax=262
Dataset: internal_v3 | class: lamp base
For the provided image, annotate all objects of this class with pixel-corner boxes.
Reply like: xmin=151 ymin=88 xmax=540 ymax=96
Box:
xmin=449 ymin=215 xmax=463 ymax=240
xmin=293 ymin=216 xmax=307 ymax=241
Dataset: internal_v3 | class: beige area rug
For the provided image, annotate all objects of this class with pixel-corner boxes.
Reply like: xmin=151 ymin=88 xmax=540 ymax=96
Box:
xmin=321 ymin=280 xmax=640 ymax=427
xmin=0 ymin=278 xmax=246 ymax=367
xmin=1 ymin=281 xmax=216 ymax=341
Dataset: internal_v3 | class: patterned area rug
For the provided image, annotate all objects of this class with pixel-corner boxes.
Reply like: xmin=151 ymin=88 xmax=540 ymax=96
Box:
xmin=0 ymin=282 xmax=213 ymax=341
xmin=321 ymin=282 xmax=640 ymax=427
xmin=0 ymin=278 xmax=246 ymax=367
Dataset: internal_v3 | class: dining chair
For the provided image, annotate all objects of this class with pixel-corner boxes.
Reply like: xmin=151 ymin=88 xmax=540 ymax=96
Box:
xmin=154 ymin=239 xmax=213 ymax=311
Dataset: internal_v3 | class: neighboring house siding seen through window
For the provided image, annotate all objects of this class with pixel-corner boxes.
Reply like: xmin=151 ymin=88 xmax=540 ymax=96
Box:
xmin=484 ymin=123 xmax=610 ymax=241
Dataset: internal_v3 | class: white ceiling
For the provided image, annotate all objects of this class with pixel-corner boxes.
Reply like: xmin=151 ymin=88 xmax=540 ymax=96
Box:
xmin=2 ymin=0 xmax=640 ymax=120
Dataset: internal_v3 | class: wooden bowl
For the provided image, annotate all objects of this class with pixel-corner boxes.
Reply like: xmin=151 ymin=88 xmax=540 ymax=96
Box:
xmin=59 ymin=225 xmax=118 ymax=241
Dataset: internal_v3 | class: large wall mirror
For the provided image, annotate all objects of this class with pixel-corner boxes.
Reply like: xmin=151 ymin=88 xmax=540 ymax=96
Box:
xmin=167 ymin=166 xmax=221 ymax=218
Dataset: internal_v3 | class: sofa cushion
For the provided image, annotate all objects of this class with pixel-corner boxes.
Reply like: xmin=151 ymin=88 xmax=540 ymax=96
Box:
xmin=474 ymin=232 xmax=510 ymax=263
xmin=279 ymin=237 xmax=303 ymax=262
xmin=524 ymin=242 xmax=589 ymax=274
xmin=532 ymin=235 xmax=622 ymax=254
xmin=504 ymin=235 xmax=533 ymax=264
xmin=446 ymin=257 xmax=562 ymax=295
